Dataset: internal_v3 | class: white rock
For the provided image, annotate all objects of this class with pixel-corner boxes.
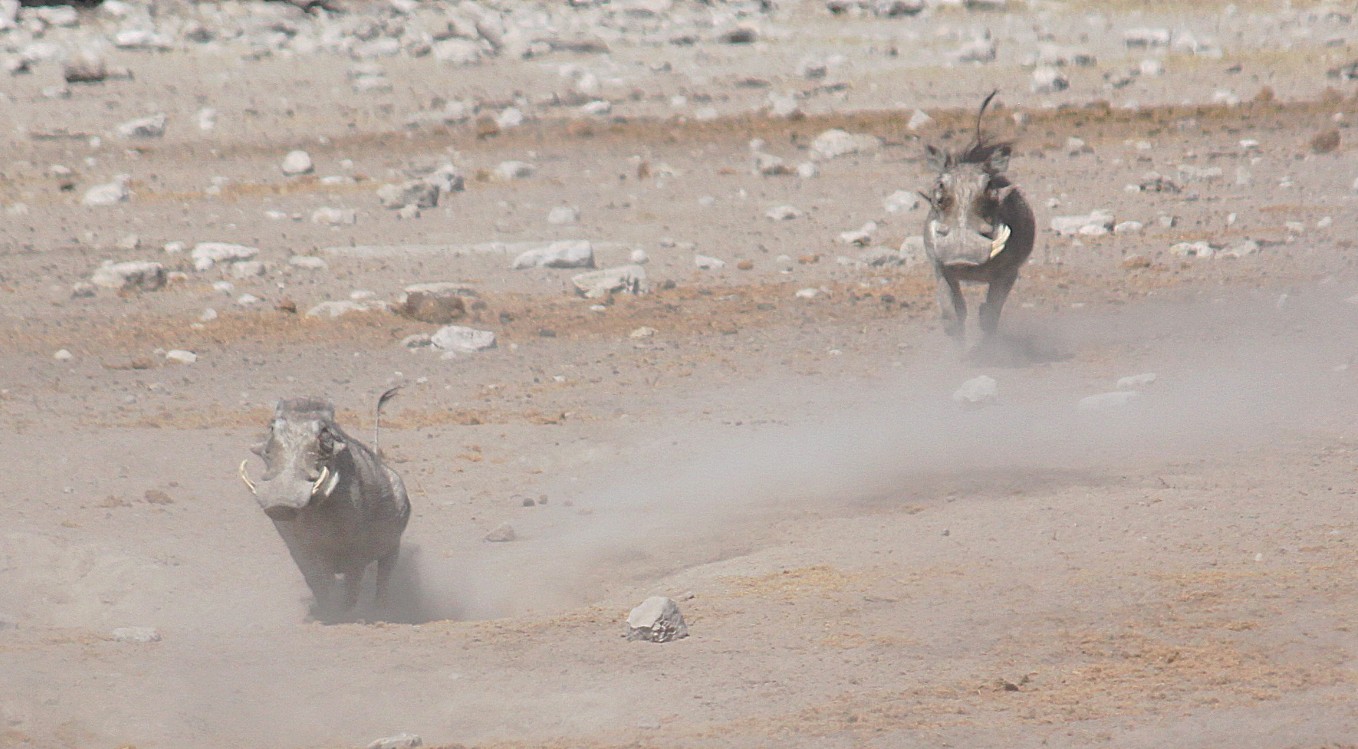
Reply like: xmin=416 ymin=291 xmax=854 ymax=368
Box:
xmin=192 ymin=242 xmax=258 ymax=271
xmin=305 ymin=300 xmax=388 ymax=318
xmin=53 ymin=349 xmax=73 ymax=361
xmin=1113 ymin=221 xmax=1143 ymax=234
xmin=197 ymin=108 xmax=217 ymax=131
xmin=431 ymin=325 xmax=497 ymax=353
xmin=115 ymin=114 xmax=167 ymax=139
xmin=199 ymin=308 xmax=218 ymax=322
xmin=231 ymin=261 xmax=266 ymax=279
xmin=767 ymin=93 xmax=802 ymax=119
xmin=1078 ymin=391 xmax=1139 ymax=411
xmin=432 ymin=38 xmax=482 ymax=65
xmin=91 ymin=261 xmax=165 ymax=292
xmin=838 ymin=221 xmax=878 ymax=246
xmin=494 ymin=161 xmax=535 ymax=180
xmin=547 ymin=206 xmax=579 ymax=225
xmin=1169 ymin=241 xmax=1214 ymax=258
xmin=511 ymin=240 xmax=595 ymax=270
xmin=367 ymin=733 xmax=422 ymax=749
xmin=766 ymin=204 xmax=804 ymax=221
xmin=694 ymin=255 xmax=726 ymax=270
xmin=625 ymin=596 xmax=688 ymax=643
xmin=884 ymin=190 xmax=920 ymax=214
xmin=796 ymin=162 xmax=819 ymax=179
xmin=1124 ymin=27 xmax=1172 ymax=48
xmin=1219 ymin=240 xmax=1260 ymax=258
xmin=953 ymin=375 xmax=998 ymax=406
xmin=954 ymin=36 xmax=997 ymax=64
xmin=110 ymin=626 xmax=161 ymax=643
xmin=1051 ymin=210 xmax=1114 ymax=236
xmin=71 ymin=282 xmax=96 ymax=298
xmin=630 ymin=249 xmax=650 ymax=265
xmin=496 ymin=107 xmax=525 ymax=129
xmin=289 ymin=255 xmax=328 ymax=270
xmin=377 ymin=180 xmax=439 ymax=210
xmin=82 ymin=175 xmax=131 ymax=206
xmin=907 ymin=109 xmax=933 ymax=131
xmin=163 ymin=241 xmax=186 ymax=254
xmin=810 ymin=129 xmax=882 ymax=160
xmin=311 ymin=207 xmax=357 ymax=226
xmin=753 ymin=151 xmax=792 ymax=176
xmin=629 ymin=326 xmax=657 ymax=339
xmin=572 ymin=265 xmax=646 ymax=299
xmin=1139 ymin=58 xmax=1164 ymax=76
xmin=281 ymin=150 xmax=314 ymax=176
xmin=164 ymin=350 xmax=197 ymax=365
xmin=113 ymin=29 xmax=173 ymax=50
xmin=794 ymin=287 xmax=821 ymax=299
xmin=236 ymin=294 xmax=261 ymax=306
xmin=1116 ymin=373 xmax=1157 ymax=390
xmin=484 ymin=523 xmax=516 ymax=542
xmin=1031 ymin=66 xmax=1069 ymax=93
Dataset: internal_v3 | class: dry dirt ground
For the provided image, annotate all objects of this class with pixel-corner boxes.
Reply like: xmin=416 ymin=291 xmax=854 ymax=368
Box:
xmin=5 ymin=1 xmax=1358 ymax=747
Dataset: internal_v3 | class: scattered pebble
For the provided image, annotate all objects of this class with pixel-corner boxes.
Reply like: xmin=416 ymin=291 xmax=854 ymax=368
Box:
xmin=484 ymin=523 xmax=516 ymax=542
xmin=110 ymin=626 xmax=161 ymax=643
xmin=366 ymin=733 xmax=422 ymax=749
xmin=953 ymin=375 xmax=998 ymax=407
xmin=281 ymin=150 xmax=314 ymax=176
xmin=164 ymin=350 xmax=197 ymax=365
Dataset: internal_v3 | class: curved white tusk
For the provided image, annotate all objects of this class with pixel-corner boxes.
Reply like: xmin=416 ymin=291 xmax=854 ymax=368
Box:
xmin=310 ymin=466 xmax=330 ymax=496
xmin=238 ymin=459 xmax=257 ymax=495
xmin=989 ymin=223 xmax=1011 ymax=259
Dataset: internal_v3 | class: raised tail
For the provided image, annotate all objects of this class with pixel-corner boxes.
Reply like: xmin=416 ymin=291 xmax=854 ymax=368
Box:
xmin=374 ymin=385 xmax=403 ymax=453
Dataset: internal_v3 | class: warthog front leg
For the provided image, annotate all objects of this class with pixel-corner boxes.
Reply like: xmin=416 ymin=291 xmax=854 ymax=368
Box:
xmin=935 ymin=266 xmax=967 ymax=340
xmin=979 ymin=271 xmax=1018 ymax=337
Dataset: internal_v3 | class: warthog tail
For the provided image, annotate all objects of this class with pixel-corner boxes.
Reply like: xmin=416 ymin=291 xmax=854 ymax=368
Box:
xmin=374 ymin=385 xmax=403 ymax=453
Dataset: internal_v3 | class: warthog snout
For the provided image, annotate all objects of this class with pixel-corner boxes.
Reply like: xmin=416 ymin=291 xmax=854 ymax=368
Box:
xmin=240 ymin=459 xmax=334 ymax=521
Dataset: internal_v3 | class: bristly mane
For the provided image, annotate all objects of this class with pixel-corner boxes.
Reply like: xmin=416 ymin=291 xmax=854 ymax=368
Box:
xmin=953 ymin=90 xmax=1013 ymax=171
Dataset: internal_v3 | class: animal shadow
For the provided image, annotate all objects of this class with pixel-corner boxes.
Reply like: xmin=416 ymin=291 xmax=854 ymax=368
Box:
xmin=966 ymin=331 xmax=1072 ymax=367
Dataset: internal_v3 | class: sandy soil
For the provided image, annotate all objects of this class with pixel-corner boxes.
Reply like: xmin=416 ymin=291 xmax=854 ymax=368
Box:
xmin=4 ymin=1 xmax=1358 ymax=747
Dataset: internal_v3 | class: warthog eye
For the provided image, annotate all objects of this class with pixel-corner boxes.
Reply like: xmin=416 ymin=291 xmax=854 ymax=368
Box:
xmin=318 ymin=428 xmax=335 ymax=456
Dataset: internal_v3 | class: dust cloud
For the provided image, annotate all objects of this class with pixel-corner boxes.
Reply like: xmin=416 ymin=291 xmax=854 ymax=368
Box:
xmin=398 ymin=286 xmax=1358 ymax=621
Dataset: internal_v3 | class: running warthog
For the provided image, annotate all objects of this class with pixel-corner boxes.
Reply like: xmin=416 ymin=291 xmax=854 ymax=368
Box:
xmin=920 ymin=91 xmax=1037 ymax=341
xmin=239 ymin=388 xmax=409 ymax=622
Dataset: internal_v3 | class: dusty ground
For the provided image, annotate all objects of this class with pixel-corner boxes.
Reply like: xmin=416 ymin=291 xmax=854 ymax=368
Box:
xmin=5 ymin=1 xmax=1358 ymax=747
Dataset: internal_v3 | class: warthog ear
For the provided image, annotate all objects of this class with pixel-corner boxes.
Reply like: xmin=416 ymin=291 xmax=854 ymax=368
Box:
xmin=989 ymin=183 xmax=1017 ymax=204
xmin=925 ymin=144 xmax=950 ymax=172
xmin=984 ymin=144 xmax=1011 ymax=174
xmin=250 ymin=441 xmax=267 ymax=456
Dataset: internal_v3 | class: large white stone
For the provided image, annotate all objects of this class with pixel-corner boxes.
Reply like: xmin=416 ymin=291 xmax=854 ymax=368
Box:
xmin=625 ymin=596 xmax=688 ymax=643
xmin=192 ymin=242 xmax=259 ymax=271
xmin=511 ymin=240 xmax=595 ymax=270
xmin=431 ymin=325 xmax=497 ymax=353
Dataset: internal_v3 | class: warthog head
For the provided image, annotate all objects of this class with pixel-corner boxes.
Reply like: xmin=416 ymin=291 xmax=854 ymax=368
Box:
xmin=921 ymin=91 xmax=1018 ymax=268
xmin=922 ymin=140 xmax=1016 ymax=267
xmin=239 ymin=398 xmax=345 ymax=521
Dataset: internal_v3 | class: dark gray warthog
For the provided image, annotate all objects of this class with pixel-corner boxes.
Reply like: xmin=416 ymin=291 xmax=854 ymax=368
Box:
xmin=239 ymin=389 xmax=409 ymax=622
xmin=920 ymin=91 xmax=1037 ymax=342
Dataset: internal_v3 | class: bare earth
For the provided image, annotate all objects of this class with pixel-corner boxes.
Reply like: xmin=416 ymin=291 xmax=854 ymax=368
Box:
xmin=4 ymin=1 xmax=1358 ymax=747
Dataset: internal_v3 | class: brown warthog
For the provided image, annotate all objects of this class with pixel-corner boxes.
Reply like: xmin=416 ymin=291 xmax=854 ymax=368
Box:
xmin=239 ymin=388 xmax=409 ymax=622
xmin=920 ymin=91 xmax=1037 ymax=342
